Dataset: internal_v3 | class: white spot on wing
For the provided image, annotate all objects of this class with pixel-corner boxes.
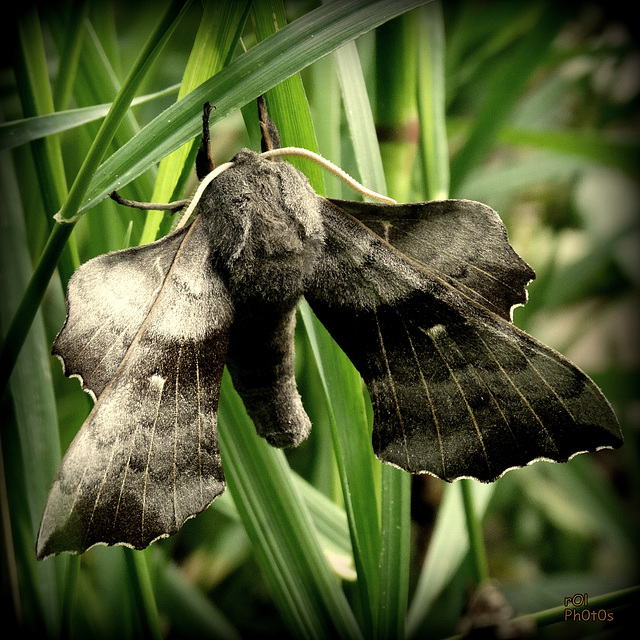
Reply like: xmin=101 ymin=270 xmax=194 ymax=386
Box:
xmin=426 ymin=323 xmax=446 ymax=339
xmin=149 ymin=374 xmax=165 ymax=393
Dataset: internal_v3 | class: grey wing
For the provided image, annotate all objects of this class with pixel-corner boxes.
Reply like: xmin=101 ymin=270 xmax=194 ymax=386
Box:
xmin=37 ymin=219 xmax=232 ymax=558
xmin=305 ymin=199 xmax=622 ymax=482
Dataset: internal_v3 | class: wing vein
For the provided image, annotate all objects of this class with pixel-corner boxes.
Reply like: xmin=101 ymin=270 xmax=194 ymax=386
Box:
xmin=374 ymin=310 xmax=410 ymax=469
xmin=195 ymin=342 xmax=204 ymax=506
xmin=142 ymin=379 xmax=165 ymax=540
xmin=88 ymin=222 xmax=199 ymax=407
xmin=421 ymin=326 xmax=492 ymax=476
xmin=173 ymin=343 xmax=183 ymax=527
xmin=113 ymin=421 xmax=143 ymax=534
xmin=84 ymin=430 xmax=123 ymax=544
xmin=470 ymin=326 xmax=561 ymax=455
xmin=400 ymin=316 xmax=446 ymax=477
xmin=393 ymin=226 xmax=524 ymax=295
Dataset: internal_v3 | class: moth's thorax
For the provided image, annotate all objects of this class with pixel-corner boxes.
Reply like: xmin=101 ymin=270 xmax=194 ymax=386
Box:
xmin=198 ymin=149 xmax=324 ymax=305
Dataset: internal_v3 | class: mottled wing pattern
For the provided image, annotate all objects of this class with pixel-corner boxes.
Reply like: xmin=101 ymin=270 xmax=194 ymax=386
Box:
xmin=306 ymin=199 xmax=622 ymax=482
xmin=37 ymin=219 xmax=232 ymax=559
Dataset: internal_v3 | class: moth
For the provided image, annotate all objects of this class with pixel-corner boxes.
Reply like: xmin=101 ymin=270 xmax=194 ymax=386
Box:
xmin=36 ymin=98 xmax=622 ymax=560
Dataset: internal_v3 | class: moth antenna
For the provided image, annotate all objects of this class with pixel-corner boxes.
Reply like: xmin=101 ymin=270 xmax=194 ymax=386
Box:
xmin=257 ymin=95 xmax=281 ymax=152
xmin=174 ymin=161 xmax=235 ymax=230
xmin=109 ymin=191 xmax=190 ymax=212
xmin=196 ymin=102 xmax=216 ymax=180
xmin=261 ymin=147 xmax=397 ymax=204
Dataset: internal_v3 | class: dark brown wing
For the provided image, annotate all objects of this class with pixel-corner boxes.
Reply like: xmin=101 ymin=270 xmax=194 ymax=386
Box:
xmin=327 ymin=198 xmax=535 ymax=320
xmin=37 ymin=219 xmax=231 ymax=558
xmin=306 ymin=198 xmax=622 ymax=482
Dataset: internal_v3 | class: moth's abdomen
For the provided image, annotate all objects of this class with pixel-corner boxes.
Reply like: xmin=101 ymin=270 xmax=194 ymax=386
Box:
xmin=226 ymin=305 xmax=311 ymax=449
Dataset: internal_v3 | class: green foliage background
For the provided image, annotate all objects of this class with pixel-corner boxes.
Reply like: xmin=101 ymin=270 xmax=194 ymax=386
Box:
xmin=1 ymin=1 xmax=638 ymax=638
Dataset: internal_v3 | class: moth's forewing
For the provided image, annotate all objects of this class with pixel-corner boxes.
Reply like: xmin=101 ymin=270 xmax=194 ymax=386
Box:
xmin=306 ymin=199 xmax=622 ymax=482
xmin=328 ymin=198 xmax=535 ymax=320
xmin=38 ymin=219 xmax=231 ymax=559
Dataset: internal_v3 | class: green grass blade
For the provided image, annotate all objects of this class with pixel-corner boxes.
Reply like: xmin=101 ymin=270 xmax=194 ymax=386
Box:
xmin=51 ymin=0 xmax=89 ymax=111
xmin=445 ymin=117 xmax=640 ymax=177
xmin=140 ymin=0 xmax=251 ymax=243
xmin=308 ymin=54 xmax=343 ymax=197
xmin=375 ymin=12 xmax=418 ymax=202
xmin=300 ymin=301 xmax=380 ymax=635
xmin=251 ymin=0 xmax=323 ymax=191
xmin=377 ymin=467 xmax=411 ymax=639
xmin=445 ymin=2 xmax=544 ymax=106
xmin=290 ymin=474 xmax=354 ymax=565
xmin=0 ymin=87 xmax=180 ymax=151
xmin=497 ymin=126 xmax=640 ymax=176
xmin=123 ymin=548 xmax=163 ymax=640
xmin=48 ymin=13 xmax=160 ymax=249
xmin=152 ymin=549 xmax=241 ymax=640
xmin=416 ymin=0 xmax=449 ymax=200
xmin=55 ymin=0 xmax=192 ymax=224
xmin=459 ymin=479 xmax=490 ymax=585
xmin=77 ymin=0 xmax=429 ymax=216
xmin=218 ymin=374 xmax=363 ymax=639
xmin=334 ymin=41 xmax=388 ymax=195
xmin=449 ymin=6 xmax=569 ymax=195
xmin=13 ymin=7 xmax=79 ymax=293
xmin=211 ymin=472 xmax=354 ymax=562
xmin=0 ymin=151 xmax=67 ymax=635
xmin=406 ymin=482 xmax=494 ymax=637
xmin=14 ymin=8 xmax=69 ymax=216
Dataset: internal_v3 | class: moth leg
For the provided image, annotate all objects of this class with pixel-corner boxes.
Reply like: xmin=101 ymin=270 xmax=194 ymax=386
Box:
xmin=226 ymin=306 xmax=310 ymax=448
xmin=196 ymin=101 xmax=216 ymax=180
xmin=258 ymin=95 xmax=281 ymax=152
xmin=109 ymin=191 xmax=189 ymax=211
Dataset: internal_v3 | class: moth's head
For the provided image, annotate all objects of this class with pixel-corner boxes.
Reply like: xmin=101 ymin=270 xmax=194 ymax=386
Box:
xmin=196 ymin=149 xmax=323 ymax=242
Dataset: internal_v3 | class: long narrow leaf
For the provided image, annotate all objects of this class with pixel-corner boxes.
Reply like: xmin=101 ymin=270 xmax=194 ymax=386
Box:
xmin=300 ymin=301 xmax=380 ymax=636
xmin=218 ymin=375 xmax=363 ymax=639
xmin=0 ymin=87 xmax=180 ymax=151
xmin=406 ymin=482 xmax=494 ymax=637
xmin=76 ymin=0 xmax=429 ymax=216
xmin=249 ymin=0 xmax=322 ymax=190
xmin=334 ymin=41 xmax=388 ymax=194
xmin=375 ymin=12 xmax=418 ymax=203
xmin=141 ymin=0 xmax=251 ymax=243
xmin=15 ymin=9 xmax=69 ymax=217
xmin=449 ymin=6 xmax=569 ymax=195
xmin=0 ymin=151 xmax=67 ymax=635
xmin=417 ymin=0 xmax=448 ymax=200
